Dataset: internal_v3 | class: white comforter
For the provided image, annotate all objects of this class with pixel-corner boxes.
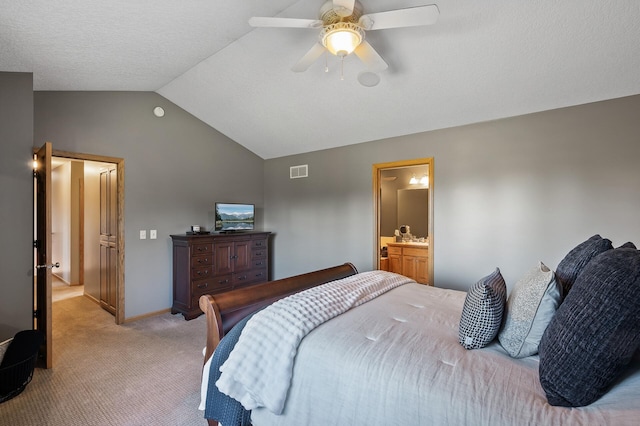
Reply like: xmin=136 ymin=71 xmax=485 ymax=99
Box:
xmin=215 ymin=270 xmax=414 ymax=414
xmin=251 ymin=283 xmax=640 ymax=426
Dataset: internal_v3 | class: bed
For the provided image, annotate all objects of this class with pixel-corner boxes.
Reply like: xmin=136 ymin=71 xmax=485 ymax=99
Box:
xmin=199 ymin=237 xmax=640 ymax=426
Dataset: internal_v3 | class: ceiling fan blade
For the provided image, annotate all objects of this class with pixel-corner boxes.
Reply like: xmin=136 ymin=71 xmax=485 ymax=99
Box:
xmin=359 ymin=5 xmax=439 ymax=30
xmin=249 ymin=17 xmax=323 ymax=29
xmin=353 ymin=41 xmax=388 ymax=72
xmin=291 ymin=43 xmax=327 ymax=72
xmin=333 ymin=0 xmax=356 ymax=17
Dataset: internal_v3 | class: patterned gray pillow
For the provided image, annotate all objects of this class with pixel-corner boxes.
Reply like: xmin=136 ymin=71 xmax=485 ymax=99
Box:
xmin=539 ymin=248 xmax=640 ymax=407
xmin=498 ymin=262 xmax=562 ymax=358
xmin=459 ymin=268 xmax=507 ymax=350
xmin=555 ymin=234 xmax=612 ymax=296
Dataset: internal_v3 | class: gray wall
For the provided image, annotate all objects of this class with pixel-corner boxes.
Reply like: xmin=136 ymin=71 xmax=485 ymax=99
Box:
xmin=0 ymin=72 xmax=34 ymax=336
xmin=265 ymin=95 xmax=640 ymax=292
xmin=33 ymin=91 xmax=265 ymax=318
xmin=6 ymin=80 xmax=640 ymax=321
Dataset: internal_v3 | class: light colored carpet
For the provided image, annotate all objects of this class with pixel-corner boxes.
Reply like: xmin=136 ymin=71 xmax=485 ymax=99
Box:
xmin=0 ymin=295 xmax=208 ymax=425
xmin=52 ymin=276 xmax=84 ymax=303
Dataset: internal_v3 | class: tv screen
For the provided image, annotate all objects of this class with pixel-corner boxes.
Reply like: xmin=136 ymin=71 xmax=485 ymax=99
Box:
xmin=215 ymin=203 xmax=255 ymax=232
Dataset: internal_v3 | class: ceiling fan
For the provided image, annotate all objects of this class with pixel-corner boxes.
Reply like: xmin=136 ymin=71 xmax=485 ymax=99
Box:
xmin=249 ymin=0 xmax=439 ymax=77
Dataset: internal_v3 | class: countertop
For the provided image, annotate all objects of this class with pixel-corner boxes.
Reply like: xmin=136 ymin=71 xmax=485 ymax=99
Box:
xmin=387 ymin=241 xmax=429 ymax=248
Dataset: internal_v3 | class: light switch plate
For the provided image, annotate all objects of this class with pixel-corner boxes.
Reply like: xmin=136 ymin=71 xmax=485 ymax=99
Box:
xmin=140 ymin=230 xmax=147 ymax=239
xmin=150 ymin=230 xmax=157 ymax=239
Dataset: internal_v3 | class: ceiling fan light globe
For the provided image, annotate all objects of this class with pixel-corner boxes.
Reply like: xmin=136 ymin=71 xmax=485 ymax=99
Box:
xmin=321 ymin=23 xmax=363 ymax=56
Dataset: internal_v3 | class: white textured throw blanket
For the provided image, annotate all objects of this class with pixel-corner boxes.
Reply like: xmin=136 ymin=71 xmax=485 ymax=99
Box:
xmin=216 ymin=270 xmax=414 ymax=414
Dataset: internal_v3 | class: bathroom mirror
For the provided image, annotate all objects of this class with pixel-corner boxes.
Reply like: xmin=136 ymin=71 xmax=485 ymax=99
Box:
xmin=379 ymin=165 xmax=429 ymax=238
xmin=397 ymin=188 xmax=428 ymax=238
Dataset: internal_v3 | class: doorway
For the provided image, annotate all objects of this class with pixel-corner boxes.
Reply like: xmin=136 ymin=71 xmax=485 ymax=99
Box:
xmin=373 ymin=158 xmax=434 ymax=285
xmin=50 ymin=150 xmax=124 ymax=324
xmin=49 ymin=157 xmax=120 ymax=313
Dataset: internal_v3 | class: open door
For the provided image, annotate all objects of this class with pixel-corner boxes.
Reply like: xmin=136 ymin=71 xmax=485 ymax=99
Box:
xmin=35 ymin=142 xmax=53 ymax=368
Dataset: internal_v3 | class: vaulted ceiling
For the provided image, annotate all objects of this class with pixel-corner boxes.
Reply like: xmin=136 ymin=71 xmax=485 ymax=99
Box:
xmin=2 ymin=1 xmax=639 ymax=159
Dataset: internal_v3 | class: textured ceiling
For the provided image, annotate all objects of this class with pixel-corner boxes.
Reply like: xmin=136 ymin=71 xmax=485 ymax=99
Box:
xmin=2 ymin=1 xmax=639 ymax=159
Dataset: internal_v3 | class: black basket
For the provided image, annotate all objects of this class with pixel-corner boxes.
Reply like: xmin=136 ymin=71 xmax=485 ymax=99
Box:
xmin=0 ymin=330 xmax=43 ymax=404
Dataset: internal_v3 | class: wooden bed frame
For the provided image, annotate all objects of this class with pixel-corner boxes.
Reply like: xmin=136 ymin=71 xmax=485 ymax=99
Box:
xmin=199 ymin=262 xmax=358 ymax=365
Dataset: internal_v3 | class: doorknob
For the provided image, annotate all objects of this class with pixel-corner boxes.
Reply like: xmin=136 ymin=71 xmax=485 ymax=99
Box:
xmin=36 ymin=262 xmax=60 ymax=270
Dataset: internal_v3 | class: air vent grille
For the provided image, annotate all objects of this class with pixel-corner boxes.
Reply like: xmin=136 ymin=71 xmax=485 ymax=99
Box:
xmin=290 ymin=164 xmax=309 ymax=179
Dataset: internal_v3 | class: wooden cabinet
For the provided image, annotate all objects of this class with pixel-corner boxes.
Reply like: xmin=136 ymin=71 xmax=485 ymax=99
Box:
xmin=388 ymin=246 xmax=403 ymax=275
xmin=171 ymin=232 xmax=271 ymax=320
xmin=387 ymin=243 xmax=430 ymax=285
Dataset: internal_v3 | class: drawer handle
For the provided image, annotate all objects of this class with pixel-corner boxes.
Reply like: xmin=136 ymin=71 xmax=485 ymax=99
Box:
xmin=218 ymin=279 xmax=229 ymax=284
xmin=255 ymin=242 xmax=263 ymax=246
xmin=255 ymin=251 xmax=263 ymax=256
xmin=237 ymin=275 xmax=247 ymax=281
xmin=197 ymin=283 xmax=209 ymax=289
xmin=196 ymin=270 xmax=208 ymax=276
xmin=255 ymin=272 xmax=264 ymax=278
xmin=255 ymin=261 xmax=263 ymax=266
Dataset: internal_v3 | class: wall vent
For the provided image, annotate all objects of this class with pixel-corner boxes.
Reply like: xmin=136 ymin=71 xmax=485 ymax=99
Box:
xmin=290 ymin=164 xmax=309 ymax=179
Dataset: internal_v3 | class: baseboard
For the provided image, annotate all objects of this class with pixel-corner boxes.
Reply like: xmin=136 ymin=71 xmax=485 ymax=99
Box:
xmin=83 ymin=293 xmax=100 ymax=305
xmin=124 ymin=308 xmax=172 ymax=323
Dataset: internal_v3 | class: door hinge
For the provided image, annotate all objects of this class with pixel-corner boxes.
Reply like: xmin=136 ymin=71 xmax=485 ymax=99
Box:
xmin=33 ymin=240 xmax=39 ymax=248
xmin=33 ymin=309 xmax=40 ymax=319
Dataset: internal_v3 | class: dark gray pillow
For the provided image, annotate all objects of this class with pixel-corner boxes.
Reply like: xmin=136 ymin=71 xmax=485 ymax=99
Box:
xmin=555 ymin=234 xmax=612 ymax=296
xmin=458 ymin=268 xmax=507 ymax=350
xmin=618 ymin=241 xmax=636 ymax=249
xmin=538 ymin=248 xmax=640 ymax=407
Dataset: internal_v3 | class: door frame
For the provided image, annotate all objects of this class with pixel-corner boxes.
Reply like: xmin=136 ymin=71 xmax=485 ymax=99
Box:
xmin=372 ymin=157 xmax=434 ymax=285
xmin=37 ymin=146 xmax=126 ymax=325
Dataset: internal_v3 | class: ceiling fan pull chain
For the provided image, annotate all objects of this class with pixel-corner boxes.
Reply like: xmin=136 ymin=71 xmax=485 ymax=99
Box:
xmin=325 ymin=51 xmax=329 ymax=73
xmin=340 ymin=56 xmax=345 ymax=81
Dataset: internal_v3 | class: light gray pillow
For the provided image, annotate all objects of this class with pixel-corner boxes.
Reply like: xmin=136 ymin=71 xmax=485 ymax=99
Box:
xmin=459 ymin=268 xmax=507 ymax=350
xmin=498 ymin=262 xmax=562 ymax=358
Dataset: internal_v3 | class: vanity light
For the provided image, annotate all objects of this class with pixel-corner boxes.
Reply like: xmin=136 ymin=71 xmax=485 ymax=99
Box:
xmin=419 ymin=174 xmax=429 ymax=186
xmin=409 ymin=175 xmax=418 ymax=185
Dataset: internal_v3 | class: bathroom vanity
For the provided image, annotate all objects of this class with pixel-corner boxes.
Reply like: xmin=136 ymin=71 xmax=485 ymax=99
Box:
xmin=386 ymin=242 xmax=430 ymax=285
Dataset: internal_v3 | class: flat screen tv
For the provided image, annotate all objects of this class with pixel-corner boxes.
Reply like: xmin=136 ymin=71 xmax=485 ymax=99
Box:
xmin=214 ymin=202 xmax=255 ymax=232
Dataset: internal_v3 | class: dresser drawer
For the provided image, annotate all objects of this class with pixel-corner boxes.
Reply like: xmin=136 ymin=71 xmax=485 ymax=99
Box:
xmin=251 ymin=248 xmax=268 ymax=260
xmin=251 ymin=258 xmax=268 ymax=269
xmin=233 ymin=268 xmax=268 ymax=286
xmin=191 ymin=265 xmax=211 ymax=280
xmin=192 ymin=243 xmax=212 ymax=255
xmin=252 ymin=238 xmax=268 ymax=249
xmin=191 ymin=276 xmax=232 ymax=297
xmin=190 ymin=255 xmax=212 ymax=268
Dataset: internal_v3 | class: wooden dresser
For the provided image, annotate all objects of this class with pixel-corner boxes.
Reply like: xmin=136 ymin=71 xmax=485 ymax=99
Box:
xmin=170 ymin=231 xmax=271 ymax=320
xmin=387 ymin=242 xmax=430 ymax=285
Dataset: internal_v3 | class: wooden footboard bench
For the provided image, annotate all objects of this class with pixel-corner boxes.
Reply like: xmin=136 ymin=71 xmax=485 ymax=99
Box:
xmin=199 ymin=262 xmax=358 ymax=364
